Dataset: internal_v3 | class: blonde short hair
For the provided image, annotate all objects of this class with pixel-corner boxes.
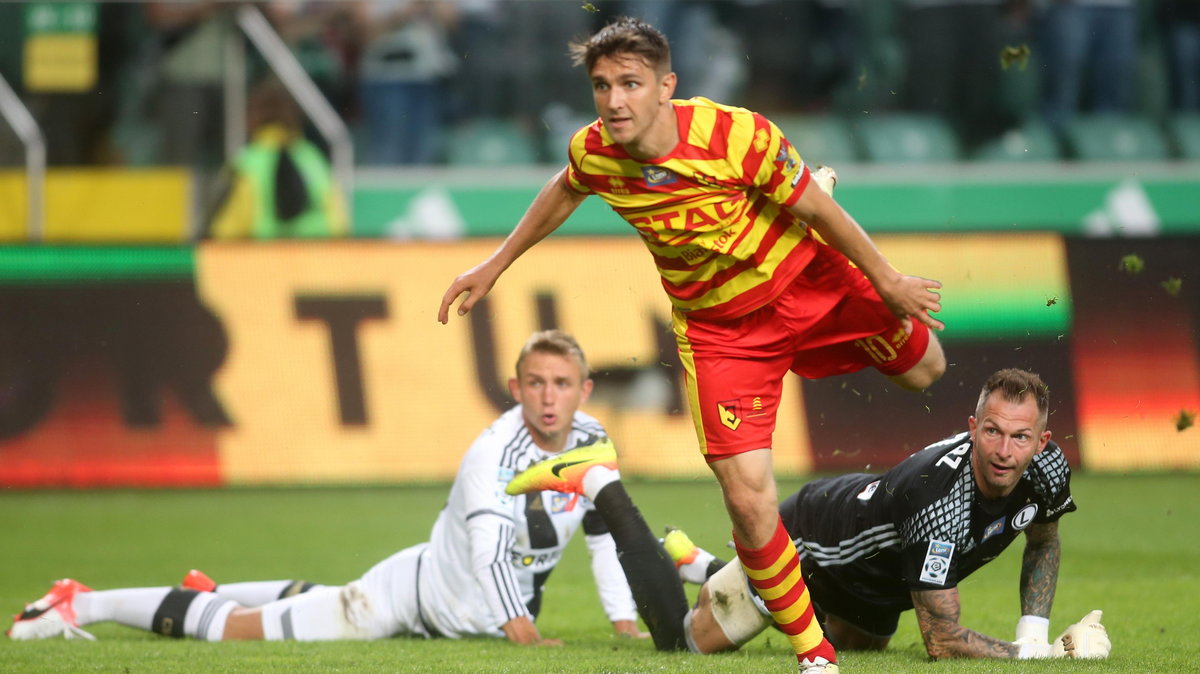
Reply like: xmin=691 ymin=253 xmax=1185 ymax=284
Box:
xmin=515 ymin=330 xmax=590 ymax=379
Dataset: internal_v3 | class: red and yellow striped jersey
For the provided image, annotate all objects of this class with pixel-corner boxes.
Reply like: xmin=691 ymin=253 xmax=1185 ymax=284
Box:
xmin=564 ymin=97 xmax=816 ymax=320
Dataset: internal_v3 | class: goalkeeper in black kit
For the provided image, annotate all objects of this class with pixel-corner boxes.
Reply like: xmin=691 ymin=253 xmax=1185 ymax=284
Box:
xmin=508 ymin=367 xmax=1111 ymax=661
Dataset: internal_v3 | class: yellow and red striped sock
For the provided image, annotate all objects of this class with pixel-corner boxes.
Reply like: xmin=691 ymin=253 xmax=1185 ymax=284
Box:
xmin=735 ymin=517 xmax=836 ymax=665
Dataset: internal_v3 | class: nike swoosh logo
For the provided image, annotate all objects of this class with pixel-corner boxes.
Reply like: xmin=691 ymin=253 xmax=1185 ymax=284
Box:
xmin=551 ymin=459 xmax=589 ymax=478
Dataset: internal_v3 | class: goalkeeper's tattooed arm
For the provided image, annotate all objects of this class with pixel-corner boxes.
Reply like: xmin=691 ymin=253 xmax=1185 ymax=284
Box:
xmin=911 ymin=588 xmax=1021 ymax=659
xmin=1019 ymin=521 xmax=1060 ymax=617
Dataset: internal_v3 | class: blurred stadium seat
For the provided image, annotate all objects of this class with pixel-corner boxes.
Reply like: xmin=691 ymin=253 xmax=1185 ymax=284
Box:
xmin=1063 ymin=113 xmax=1169 ymax=161
xmin=971 ymin=120 xmax=1062 ymax=162
xmin=1166 ymin=113 xmax=1200 ymax=160
xmin=853 ymin=113 xmax=960 ymax=163
xmin=772 ymin=115 xmax=859 ymax=165
xmin=446 ymin=119 xmax=539 ymax=167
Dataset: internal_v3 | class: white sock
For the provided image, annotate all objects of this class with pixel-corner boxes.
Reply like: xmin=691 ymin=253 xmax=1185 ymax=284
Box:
xmin=183 ymin=593 xmax=237 ymax=641
xmin=581 ymin=465 xmax=620 ymax=501
xmin=678 ymin=548 xmax=717 ymax=585
xmin=74 ymin=587 xmax=234 ymax=641
xmin=75 ymin=587 xmax=171 ymax=629
xmin=213 ymin=580 xmax=320 ymax=607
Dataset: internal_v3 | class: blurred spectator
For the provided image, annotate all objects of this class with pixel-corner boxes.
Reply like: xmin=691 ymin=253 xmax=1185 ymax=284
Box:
xmin=900 ymin=0 xmax=1027 ymax=150
xmin=446 ymin=0 xmax=506 ymax=121
xmin=723 ymin=0 xmax=807 ymax=112
xmin=1158 ymin=0 xmax=1200 ymax=111
xmin=621 ymin=1 xmax=744 ymax=102
xmin=0 ymin=3 xmax=137 ymax=166
xmin=474 ymin=1 xmax=596 ymax=134
xmin=1036 ymin=0 xmax=1138 ymax=131
xmin=355 ymin=0 xmax=458 ymax=165
xmin=144 ymin=1 xmax=230 ymax=171
xmin=265 ymin=1 xmax=362 ymax=119
xmin=205 ymin=78 xmax=348 ymax=239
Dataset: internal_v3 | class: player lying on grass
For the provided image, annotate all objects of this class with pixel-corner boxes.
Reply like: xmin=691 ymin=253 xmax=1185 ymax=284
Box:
xmin=8 ymin=330 xmax=688 ymax=650
xmin=507 ymin=368 xmax=1111 ymax=661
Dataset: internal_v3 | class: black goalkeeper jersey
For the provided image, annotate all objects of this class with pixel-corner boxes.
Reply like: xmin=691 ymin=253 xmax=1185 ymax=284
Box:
xmin=780 ymin=432 xmax=1076 ymax=611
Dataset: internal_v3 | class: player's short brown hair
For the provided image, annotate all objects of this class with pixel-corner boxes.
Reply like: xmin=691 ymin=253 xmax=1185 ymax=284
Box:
xmin=515 ymin=330 xmax=591 ymax=379
xmin=976 ymin=368 xmax=1050 ymax=430
xmin=568 ymin=16 xmax=671 ymax=76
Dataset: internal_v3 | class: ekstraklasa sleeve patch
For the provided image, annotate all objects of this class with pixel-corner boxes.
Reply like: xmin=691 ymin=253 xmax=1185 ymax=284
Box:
xmin=919 ymin=539 xmax=955 ymax=585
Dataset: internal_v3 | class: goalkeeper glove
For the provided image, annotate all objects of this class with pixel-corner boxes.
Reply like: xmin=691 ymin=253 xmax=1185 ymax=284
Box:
xmin=1052 ymin=609 xmax=1111 ymax=659
xmin=1013 ymin=614 xmax=1052 ymax=659
xmin=812 ymin=166 xmax=838 ymax=196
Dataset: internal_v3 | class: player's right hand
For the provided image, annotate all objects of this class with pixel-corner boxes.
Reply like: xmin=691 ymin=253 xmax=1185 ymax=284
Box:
xmin=438 ymin=262 xmax=501 ymax=324
xmin=1051 ymin=610 xmax=1111 ymax=659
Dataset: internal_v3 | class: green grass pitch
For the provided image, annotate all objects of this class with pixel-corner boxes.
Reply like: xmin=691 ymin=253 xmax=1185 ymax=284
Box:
xmin=2 ymin=473 xmax=1197 ymax=672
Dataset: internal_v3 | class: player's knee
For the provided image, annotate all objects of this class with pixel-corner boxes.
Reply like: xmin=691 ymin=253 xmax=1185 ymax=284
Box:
xmin=892 ymin=340 xmax=945 ymax=392
xmin=222 ymin=608 xmax=265 ymax=640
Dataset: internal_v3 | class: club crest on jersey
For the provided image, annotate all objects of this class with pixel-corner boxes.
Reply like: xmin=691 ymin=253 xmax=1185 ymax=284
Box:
xmin=1012 ymin=503 xmax=1038 ymax=530
xmin=920 ymin=540 xmax=954 ymax=585
xmin=642 ymin=166 xmax=677 ymax=186
xmin=857 ymin=480 xmax=881 ymax=501
xmin=982 ymin=517 xmax=1005 ymax=543
xmin=717 ymin=400 xmax=742 ymax=430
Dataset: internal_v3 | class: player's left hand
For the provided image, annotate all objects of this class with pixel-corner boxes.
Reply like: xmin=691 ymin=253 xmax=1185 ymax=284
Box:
xmin=612 ymin=619 xmax=650 ymax=639
xmin=878 ymin=274 xmax=944 ymax=331
xmin=1051 ymin=610 xmax=1111 ymax=659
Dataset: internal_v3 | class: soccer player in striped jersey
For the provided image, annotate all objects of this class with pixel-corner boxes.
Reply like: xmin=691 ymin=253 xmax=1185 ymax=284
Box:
xmin=9 ymin=331 xmax=687 ymax=649
xmin=663 ymin=369 xmax=1108 ymax=661
xmin=439 ymin=16 xmax=947 ymax=673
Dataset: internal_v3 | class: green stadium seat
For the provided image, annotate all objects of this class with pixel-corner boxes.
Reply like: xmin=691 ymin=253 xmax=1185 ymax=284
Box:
xmin=971 ymin=120 xmax=1062 ymax=162
xmin=1166 ymin=113 xmax=1200 ymax=160
xmin=445 ymin=119 xmax=539 ymax=167
xmin=1063 ymin=113 xmax=1169 ymax=161
xmin=771 ymin=115 xmax=859 ymax=166
xmin=853 ymin=113 xmax=960 ymax=163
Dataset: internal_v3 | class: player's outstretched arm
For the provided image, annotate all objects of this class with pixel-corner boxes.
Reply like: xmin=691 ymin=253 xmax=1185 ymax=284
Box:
xmin=438 ymin=168 xmax=587 ymax=323
xmin=911 ymin=588 xmax=1022 ymax=659
xmin=787 ymin=181 xmax=944 ymax=331
xmin=1020 ymin=521 xmax=1060 ymax=618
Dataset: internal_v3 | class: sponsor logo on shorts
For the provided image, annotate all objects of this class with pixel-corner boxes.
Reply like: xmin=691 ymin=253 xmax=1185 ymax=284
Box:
xmin=642 ymin=166 xmax=678 ymax=186
xmin=919 ymin=539 xmax=954 ymax=585
xmin=1012 ymin=504 xmax=1038 ymax=530
xmin=982 ymin=517 xmax=1005 ymax=543
xmin=747 ymin=396 xmax=768 ymax=418
xmin=856 ymin=480 xmax=880 ymax=501
xmin=717 ymin=400 xmax=742 ymax=430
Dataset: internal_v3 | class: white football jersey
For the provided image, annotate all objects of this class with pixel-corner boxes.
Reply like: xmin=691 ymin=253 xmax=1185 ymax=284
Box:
xmin=417 ymin=406 xmax=637 ymax=637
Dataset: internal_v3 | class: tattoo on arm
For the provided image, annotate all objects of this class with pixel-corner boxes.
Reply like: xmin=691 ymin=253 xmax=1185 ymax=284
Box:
xmin=912 ymin=588 xmax=1020 ymax=659
xmin=1021 ymin=521 xmax=1061 ymax=617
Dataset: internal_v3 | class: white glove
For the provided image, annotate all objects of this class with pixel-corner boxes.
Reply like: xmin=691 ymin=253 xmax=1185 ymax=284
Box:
xmin=1051 ymin=610 xmax=1111 ymax=659
xmin=811 ymin=166 xmax=838 ymax=196
xmin=1013 ymin=614 xmax=1051 ymax=659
